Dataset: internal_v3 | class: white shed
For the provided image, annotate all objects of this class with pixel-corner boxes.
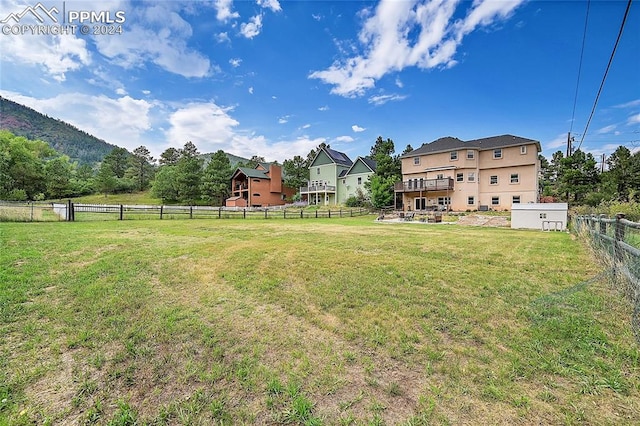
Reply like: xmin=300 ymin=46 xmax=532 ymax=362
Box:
xmin=511 ymin=203 xmax=568 ymax=231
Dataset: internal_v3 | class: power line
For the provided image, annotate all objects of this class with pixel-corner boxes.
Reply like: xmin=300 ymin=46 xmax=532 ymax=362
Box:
xmin=569 ymin=0 xmax=591 ymax=135
xmin=576 ymin=0 xmax=634 ymax=151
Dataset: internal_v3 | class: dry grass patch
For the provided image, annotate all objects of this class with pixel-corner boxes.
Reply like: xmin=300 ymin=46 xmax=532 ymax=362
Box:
xmin=1 ymin=218 xmax=638 ymax=425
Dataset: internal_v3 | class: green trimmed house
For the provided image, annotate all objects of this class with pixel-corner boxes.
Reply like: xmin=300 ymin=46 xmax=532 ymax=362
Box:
xmin=300 ymin=146 xmax=376 ymax=205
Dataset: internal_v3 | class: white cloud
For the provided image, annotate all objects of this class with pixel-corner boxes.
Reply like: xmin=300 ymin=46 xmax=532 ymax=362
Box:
xmin=278 ymin=115 xmax=289 ymax=124
xmin=248 ymin=87 xmax=254 ymax=94
xmin=310 ymin=0 xmax=524 ymax=97
xmin=1 ymin=33 xmax=90 ymax=82
xmin=335 ymin=136 xmax=355 ymax=143
xmin=116 ymin=88 xmax=128 ymax=95
xmin=272 ymin=95 xmax=277 ymax=99
xmin=368 ymin=93 xmax=407 ymax=105
xmin=545 ymin=133 xmax=569 ymax=151
xmin=395 ymin=77 xmax=404 ymax=88
xmin=312 ymin=14 xmax=323 ymax=21
xmin=352 ymin=125 xmax=366 ymax=132
xmin=142 ymin=90 xmax=151 ymax=95
xmin=318 ymin=105 xmax=330 ymax=111
xmin=596 ymin=124 xmax=617 ymax=134
xmin=216 ymin=32 xmax=231 ymax=43
xmin=229 ymin=58 xmax=242 ymax=67
xmin=214 ymin=0 xmax=239 ymax=21
xmin=165 ymin=101 xmax=321 ymax=161
xmin=628 ymin=113 xmax=640 ymax=125
xmin=257 ymin=0 xmax=282 ymax=13
xmin=301 ymin=124 xmax=311 ymax=129
xmin=614 ymin=99 xmax=640 ymax=109
xmin=2 ymin=91 xmax=153 ymax=152
xmin=93 ymin=4 xmax=211 ymax=78
xmin=240 ymin=14 xmax=263 ymax=39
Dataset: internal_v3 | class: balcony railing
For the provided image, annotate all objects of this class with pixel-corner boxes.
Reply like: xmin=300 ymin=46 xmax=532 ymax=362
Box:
xmin=394 ymin=178 xmax=454 ymax=192
xmin=300 ymin=184 xmax=337 ymax=193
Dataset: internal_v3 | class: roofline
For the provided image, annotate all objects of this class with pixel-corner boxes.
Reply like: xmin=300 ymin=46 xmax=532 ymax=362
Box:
xmin=401 ymin=136 xmax=542 ymax=158
xmin=345 ymin=156 xmax=375 ymax=175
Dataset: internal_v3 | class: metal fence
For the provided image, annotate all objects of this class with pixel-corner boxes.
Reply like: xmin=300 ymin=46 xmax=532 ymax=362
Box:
xmin=574 ymin=214 xmax=640 ymax=343
xmin=0 ymin=200 xmax=370 ymax=222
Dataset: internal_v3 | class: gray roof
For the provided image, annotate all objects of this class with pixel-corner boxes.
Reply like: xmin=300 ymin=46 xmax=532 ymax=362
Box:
xmin=325 ymin=147 xmax=353 ymax=166
xmin=401 ymin=134 xmax=541 ymax=157
xmin=361 ymin=157 xmax=377 ymax=172
xmin=232 ymin=167 xmax=268 ymax=179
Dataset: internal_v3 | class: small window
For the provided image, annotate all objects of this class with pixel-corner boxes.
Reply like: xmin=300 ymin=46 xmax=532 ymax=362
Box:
xmin=490 ymin=175 xmax=498 ymax=185
xmin=450 ymin=151 xmax=458 ymax=161
xmin=342 ymin=179 xmax=346 ymax=184
xmin=413 ymin=157 xmax=420 ymax=165
xmin=437 ymin=197 xmax=451 ymax=205
xmin=357 ymin=177 xmax=362 ymax=185
xmin=512 ymin=196 xmax=521 ymax=204
xmin=253 ymin=193 xmax=260 ymax=197
xmin=494 ymin=149 xmax=502 ymax=159
xmin=540 ymin=213 xmax=547 ymax=219
xmin=468 ymin=172 xmax=475 ymax=182
xmin=252 ymin=179 xmax=261 ymax=182
xmin=491 ymin=196 xmax=500 ymax=205
xmin=467 ymin=150 xmax=475 ymax=160
xmin=317 ymin=167 xmax=320 ymax=175
xmin=510 ymin=173 xmax=519 ymax=184
xmin=520 ymin=146 xmax=527 ymax=155
xmin=456 ymin=173 xmax=464 ymax=182
xmin=468 ymin=196 xmax=475 ymax=205
xmin=437 ymin=173 xmax=444 ymax=179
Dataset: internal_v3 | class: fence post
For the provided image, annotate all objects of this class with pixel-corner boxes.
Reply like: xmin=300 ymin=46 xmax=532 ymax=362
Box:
xmin=190 ymin=206 xmax=193 ymax=219
xmin=284 ymin=209 xmax=286 ymax=219
xmin=300 ymin=209 xmax=303 ymax=219
xmin=243 ymin=208 xmax=246 ymax=219
xmin=350 ymin=209 xmax=353 ymax=217
xmin=329 ymin=209 xmax=331 ymax=218
xmin=119 ymin=204 xmax=124 ymax=220
xmin=590 ymin=215 xmax=596 ymax=233
xmin=219 ymin=207 xmax=222 ymax=219
xmin=339 ymin=209 xmax=342 ymax=218
xmin=315 ymin=210 xmax=318 ymax=218
xmin=614 ymin=213 xmax=626 ymax=263
xmin=599 ymin=214 xmax=607 ymax=235
xmin=265 ymin=209 xmax=268 ymax=219
xmin=160 ymin=205 xmax=163 ymax=219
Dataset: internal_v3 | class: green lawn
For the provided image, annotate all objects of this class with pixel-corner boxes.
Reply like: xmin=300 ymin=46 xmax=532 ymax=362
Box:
xmin=1 ymin=217 xmax=638 ymax=425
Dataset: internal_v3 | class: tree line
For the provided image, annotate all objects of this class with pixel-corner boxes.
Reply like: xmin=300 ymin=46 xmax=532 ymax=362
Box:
xmin=2 ymin=128 xmax=638 ymax=209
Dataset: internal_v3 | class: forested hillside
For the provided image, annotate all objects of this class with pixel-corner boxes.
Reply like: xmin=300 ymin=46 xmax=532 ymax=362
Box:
xmin=0 ymin=96 xmax=117 ymax=164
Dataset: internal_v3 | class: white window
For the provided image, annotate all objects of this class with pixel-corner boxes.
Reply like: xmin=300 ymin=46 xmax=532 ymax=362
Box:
xmin=540 ymin=213 xmax=547 ymax=219
xmin=468 ymin=196 xmax=475 ymax=205
xmin=510 ymin=173 xmax=519 ymax=184
xmin=413 ymin=157 xmax=420 ymax=165
xmin=492 ymin=196 xmax=500 ymax=205
xmin=490 ymin=175 xmax=498 ymax=185
xmin=512 ymin=196 xmax=521 ymax=204
xmin=437 ymin=173 xmax=444 ymax=179
xmin=456 ymin=173 xmax=464 ymax=182
xmin=317 ymin=167 xmax=320 ymax=175
xmin=437 ymin=197 xmax=451 ymax=205
xmin=520 ymin=146 xmax=527 ymax=155
xmin=468 ymin=172 xmax=475 ymax=182
xmin=494 ymin=149 xmax=502 ymax=159
xmin=467 ymin=150 xmax=475 ymax=160
xmin=450 ymin=151 xmax=458 ymax=161
xmin=357 ymin=177 xmax=362 ymax=185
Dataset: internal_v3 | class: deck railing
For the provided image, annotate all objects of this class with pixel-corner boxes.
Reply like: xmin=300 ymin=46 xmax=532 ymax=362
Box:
xmin=394 ymin=177 xmax=454 ymax=192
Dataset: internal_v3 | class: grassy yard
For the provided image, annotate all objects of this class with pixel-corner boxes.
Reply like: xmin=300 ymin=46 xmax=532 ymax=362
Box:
xmin=1 ymin=217 xmax=638 ymax=425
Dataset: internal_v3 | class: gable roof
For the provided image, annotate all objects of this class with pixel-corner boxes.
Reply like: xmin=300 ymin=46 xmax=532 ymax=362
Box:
xmin=231 ymin=167 xmax=268 ymax=180
xmin=309 ymin=146 xmax=353 ymax=167
xmin=345 ymin=156 xmax=377 ymax=175
xmin=401 ymin=134 xmax=541 ymax=158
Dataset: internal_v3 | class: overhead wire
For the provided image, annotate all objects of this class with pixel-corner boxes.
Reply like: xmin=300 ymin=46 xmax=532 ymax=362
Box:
xmin=569 ymin=0 xmax=591 ymax=136
xmin=576 ymin=0 xmax=634 ymax=152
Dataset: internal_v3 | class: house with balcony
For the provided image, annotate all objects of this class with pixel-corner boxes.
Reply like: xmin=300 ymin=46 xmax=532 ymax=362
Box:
xmin=397 ymin=135 xmax=541 ymax=211
xmin=226 ymin=163 xmax=296 ymax=207
xmin=300 ymin=147 xmax=376 ymax=205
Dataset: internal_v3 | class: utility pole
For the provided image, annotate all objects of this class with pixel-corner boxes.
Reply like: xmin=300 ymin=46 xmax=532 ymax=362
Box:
xmin=566 ymin=132 xmax=572 ymax=157
xmin=601 ymin=154 xmax=606 ymax=173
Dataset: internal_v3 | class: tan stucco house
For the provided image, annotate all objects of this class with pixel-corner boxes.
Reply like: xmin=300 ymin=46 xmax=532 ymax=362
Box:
xmin=397 ymin=135 xmax=541 ymax=211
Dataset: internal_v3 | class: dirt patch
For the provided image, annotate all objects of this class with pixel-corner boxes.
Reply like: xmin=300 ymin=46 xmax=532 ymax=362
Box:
xmin=456 ymin=214 xmax=509 ymax=227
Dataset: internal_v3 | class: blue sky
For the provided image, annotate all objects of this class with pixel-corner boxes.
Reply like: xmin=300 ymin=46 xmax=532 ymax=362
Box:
xmin=1 ymin=0 xmax=638 ymax=165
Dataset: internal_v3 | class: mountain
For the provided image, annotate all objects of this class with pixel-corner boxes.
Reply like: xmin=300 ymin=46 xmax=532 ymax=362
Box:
xmin=200 ymin=151 xmax=250 ymax=168
xmin=0 ymin=96 xmax=118 ymax=164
